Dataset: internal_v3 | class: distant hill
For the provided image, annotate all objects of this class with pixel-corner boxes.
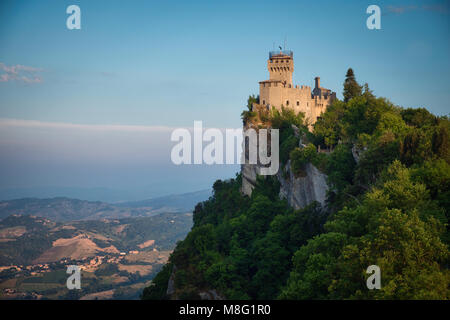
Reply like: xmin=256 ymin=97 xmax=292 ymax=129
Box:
xmin=0 ymin=186 xmax=137 ymax=203
xmin=0 ymin=186 xmax=212 ymax=203
xmin=117 ymin=190 xmax=211 ymax=212
xmin=0 ymin=197 xmax=137 ymax=222
xmin=0 ymin=190 xmax=211 ymax=222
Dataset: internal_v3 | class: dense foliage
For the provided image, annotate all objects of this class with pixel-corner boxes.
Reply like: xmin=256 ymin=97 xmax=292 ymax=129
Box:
xmin=143 ymin=70 xmax=449 ymax=300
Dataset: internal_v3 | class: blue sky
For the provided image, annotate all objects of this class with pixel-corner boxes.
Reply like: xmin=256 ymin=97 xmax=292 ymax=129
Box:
xmin=0 ymin=0 xmax=449 ymax=201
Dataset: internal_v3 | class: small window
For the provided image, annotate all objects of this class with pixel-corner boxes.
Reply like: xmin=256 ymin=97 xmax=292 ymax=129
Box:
xmin=297 ymin=101 xmax=299 ymax=106
xmin=263 ymin=100 xmax=266 ymax=105
xmin=286 ymin=100 xmax=289 ymax=106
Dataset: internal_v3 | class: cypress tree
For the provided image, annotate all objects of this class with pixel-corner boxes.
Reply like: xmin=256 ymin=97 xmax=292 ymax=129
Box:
xmin=343 ymin=68 xmax=362 ymax=102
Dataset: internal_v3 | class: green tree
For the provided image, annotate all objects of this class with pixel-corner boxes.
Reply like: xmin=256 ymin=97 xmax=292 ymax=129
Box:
xmin=432 ymin=122 xmax=450 ymax=163
xmin=313 ymin=100 xmax=346 ymax=147
xmin=246 ymin=94 xmax=259 ymax=111
xmin=290 ymin=144 xmax=317 ymax=176
xmin=401 ymin=107 xmax=436 ymax=128
xmin=343 ymin=68 xmax=362 ymax=102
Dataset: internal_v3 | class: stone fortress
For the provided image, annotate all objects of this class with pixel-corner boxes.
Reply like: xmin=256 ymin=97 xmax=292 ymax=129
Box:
xmin=253 ymin=50 xmax=336 ymax=124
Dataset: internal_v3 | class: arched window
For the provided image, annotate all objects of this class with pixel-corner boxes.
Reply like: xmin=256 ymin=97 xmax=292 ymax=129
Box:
xmin=296 ymin=101 xmax=299 ymax=106
xmin=286 ymin=100 xmax=289 ymax=106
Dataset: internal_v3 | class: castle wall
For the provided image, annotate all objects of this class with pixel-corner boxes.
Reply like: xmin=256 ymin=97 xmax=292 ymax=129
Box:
xmin=259 ymin=82 xmax=332 ymax=124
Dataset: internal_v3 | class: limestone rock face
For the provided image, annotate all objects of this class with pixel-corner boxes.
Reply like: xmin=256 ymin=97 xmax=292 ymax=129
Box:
xmin=241 ymin=159 xmax=328 ymax=210
xmin=241 ymin=163 xmax=258 ymax=197
xmin=277 ymin=161 xmax=328 ymax=210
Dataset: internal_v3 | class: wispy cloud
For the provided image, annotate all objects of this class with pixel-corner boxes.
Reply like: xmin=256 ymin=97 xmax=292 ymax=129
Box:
xmin=423 ymin=4 xmax=449 ymax=14
xmin=0 ymin=118 xmax=174 ymax=132
xmin=0 ymin=118 xmax=234 ymax=132
xmin=0 ymin=63 xmax=44 ymax=84
xmin=386 ymin=3 xmax=449 ymax=15
xmin=386 ymin=5 xmax=418 ymax=14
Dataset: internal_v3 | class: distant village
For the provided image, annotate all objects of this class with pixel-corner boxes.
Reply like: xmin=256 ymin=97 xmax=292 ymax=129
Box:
xmin=0 ymin=244 xmax=168 ymax=299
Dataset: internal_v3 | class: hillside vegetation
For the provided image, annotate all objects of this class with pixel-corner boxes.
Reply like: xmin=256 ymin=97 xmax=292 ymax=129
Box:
xmin=143 ymin=70 xmax=449 ymax=300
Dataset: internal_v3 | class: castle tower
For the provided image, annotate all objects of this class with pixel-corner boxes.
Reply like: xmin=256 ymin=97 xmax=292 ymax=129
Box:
xmin=268 ymin=50 xmax=293 ymax=85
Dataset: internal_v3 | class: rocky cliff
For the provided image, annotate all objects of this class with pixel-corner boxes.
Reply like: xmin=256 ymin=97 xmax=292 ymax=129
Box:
xmin=241 ymin=160 xmax=328 ymax=210
xmin=241 ymin=123 xmax=329 ymax=210
xmin=277 ymin=161 xmax=328 ymax=209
